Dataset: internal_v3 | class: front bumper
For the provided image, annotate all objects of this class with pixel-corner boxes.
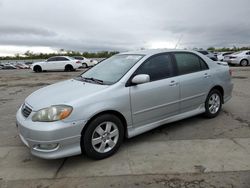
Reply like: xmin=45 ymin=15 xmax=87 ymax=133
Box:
xmin=16 ymin=107 xmax=87 ymax=159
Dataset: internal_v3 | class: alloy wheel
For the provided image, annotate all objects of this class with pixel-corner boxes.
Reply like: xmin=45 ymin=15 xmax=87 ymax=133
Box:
xmin=208 ymin=93 xmax=221 ymax=114
xmin=91 ymin=121 xmax=119 ymax=153
xmin=240 ymin=60 xmax=248 ymax=66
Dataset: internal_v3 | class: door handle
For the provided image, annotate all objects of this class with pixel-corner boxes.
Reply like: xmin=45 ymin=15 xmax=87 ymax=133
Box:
xmin=169 ymin=80 xmax=178 ymax=86
xmin=204 ymin=73 xmax=211 ymax=78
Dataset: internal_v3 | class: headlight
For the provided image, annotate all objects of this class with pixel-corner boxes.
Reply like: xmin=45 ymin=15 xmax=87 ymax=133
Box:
xmin=32 ymin=105 xmax=73 ymax=122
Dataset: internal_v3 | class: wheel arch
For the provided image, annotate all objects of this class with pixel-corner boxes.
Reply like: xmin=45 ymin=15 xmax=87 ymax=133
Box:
xmin=81 ymin=110 xmax=128 ymax=138
xmin=209 ymin=85 xmax=224 ymax=103
xmin=65 ymin=64 xmax=73 ymax=68
xmin=33 ymin=64 xmax=42 ymax=71
xmin=240 ymin=58 xmax=249 ymax=64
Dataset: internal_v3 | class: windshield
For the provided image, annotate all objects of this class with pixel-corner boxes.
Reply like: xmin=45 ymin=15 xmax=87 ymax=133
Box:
xmin=79 ymin=54 xmax=143 ymax=85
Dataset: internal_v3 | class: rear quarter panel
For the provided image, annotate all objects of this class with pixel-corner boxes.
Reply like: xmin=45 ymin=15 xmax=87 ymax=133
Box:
xmin=209 ymin=62 xmax=233 ymax=102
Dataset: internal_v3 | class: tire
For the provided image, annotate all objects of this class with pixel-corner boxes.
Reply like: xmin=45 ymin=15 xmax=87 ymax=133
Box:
xmin=204 ymin=89 xmax=222 ymax=118
xmin=65 ymin=65 xmax=74 ymax=72
xmin=82 ymin=63 xmax=88 ymax=68
xmin=33 ymin=65 xmax=42 ymax=73
xmin=81 ymin=114 xmax=124 ymax=160
xmin=240 ymin=59 xmax=248 ymax=66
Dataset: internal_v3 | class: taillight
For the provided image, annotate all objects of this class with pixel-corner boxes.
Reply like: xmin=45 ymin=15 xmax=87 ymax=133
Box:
xmin=76 ymin=61 xmax=81 ymax=64
xmin=229 ymin=69 xmax=232 ymax=76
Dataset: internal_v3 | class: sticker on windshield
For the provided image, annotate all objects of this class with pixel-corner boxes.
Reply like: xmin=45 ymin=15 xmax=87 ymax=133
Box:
xmin=126 ymin=55 xmax=141 ymax=60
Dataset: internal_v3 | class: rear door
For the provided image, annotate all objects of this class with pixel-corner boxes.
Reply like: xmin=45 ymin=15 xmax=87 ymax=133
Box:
xmin=172 ymin=52 xmax=212 ymax=113
xmin=129 ymin=53 xmax=180 ymax=128
xmin=55 ymin=57 xmax=70 ymax=70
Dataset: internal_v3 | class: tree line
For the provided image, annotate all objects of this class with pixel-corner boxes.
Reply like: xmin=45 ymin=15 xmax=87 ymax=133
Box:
xmin=0 ymin=50 xmax=119 ymax=60
xmin=1 ymin=46 xmax=250 ymax=60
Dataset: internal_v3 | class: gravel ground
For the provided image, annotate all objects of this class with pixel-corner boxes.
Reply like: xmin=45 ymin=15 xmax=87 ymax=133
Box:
xmin=0 ymin=67 xmax=250 ymax=188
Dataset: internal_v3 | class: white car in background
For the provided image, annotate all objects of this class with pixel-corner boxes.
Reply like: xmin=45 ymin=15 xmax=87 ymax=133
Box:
xmin=31 ymin=56 xmax=82 ymax=72
xmin=73 ymin=56 xmax=98 ymax=68
xmin=224 ymin=51 xmax=250 ymax=66
xmin=197 ymin=50 xmax=218 ymax=61
xmin=217 ymin=52 xmax=234 ymax=61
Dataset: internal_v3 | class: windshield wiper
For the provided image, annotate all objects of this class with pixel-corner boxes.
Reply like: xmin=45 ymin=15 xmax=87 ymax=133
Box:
xmin=81 ymin=77 xmax=104 ymax=85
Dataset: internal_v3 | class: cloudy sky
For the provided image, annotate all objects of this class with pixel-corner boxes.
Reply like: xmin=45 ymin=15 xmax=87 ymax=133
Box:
xmin=0 ymin=0 xmax=250 ymax=56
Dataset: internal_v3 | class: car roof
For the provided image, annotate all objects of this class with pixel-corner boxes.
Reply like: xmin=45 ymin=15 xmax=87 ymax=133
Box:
xmin=119 ymin=49 xmax=197 ymax=56
xmin=49 ymin=56 xmax=71 ymax=58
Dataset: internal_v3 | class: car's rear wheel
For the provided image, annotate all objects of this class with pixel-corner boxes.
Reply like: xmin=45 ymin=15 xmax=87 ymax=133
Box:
xmin=240 ymin=59 xmax=248 ymax=66
xmin=204 ymin=89 xmax=222 ymax=118
xmin=65 ymin=65 xmax=74 ymax=71
xmin=81 ymin=114 xmax=124 ymax=160
xmin=33 ymin=65 xmax=42 ymax=73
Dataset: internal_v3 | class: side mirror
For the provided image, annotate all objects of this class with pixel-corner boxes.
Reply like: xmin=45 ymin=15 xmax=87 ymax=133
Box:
xmin=131 ymin=74 xmax=150 ymax=85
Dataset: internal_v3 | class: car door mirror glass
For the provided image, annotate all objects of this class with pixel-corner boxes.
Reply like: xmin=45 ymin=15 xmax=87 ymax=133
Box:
xmin=131 ymin=74 xmax=150 ymax=85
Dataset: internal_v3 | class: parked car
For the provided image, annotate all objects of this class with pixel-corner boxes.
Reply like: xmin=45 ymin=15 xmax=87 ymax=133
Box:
xmin=217 ymin=52 xmax=234 ymax=61
xmin=197 ymin=50 xmax=218 ymax=61
xmin=30 ymin=56 xmax=82 ymax=72
xmin=1 ymin=64 xmax=17 ymax=69
xmin=15 ymin=63 xmax=30 ymax=69
xmin=16 ymin=49 xmax=233 ymax=159
xmin=24 ymin=62 xmax=34 ymax=68
xmin=73 ymin=56 xmax=98 ymax=68
xmin=224 ymin=50 xmax=250 ymax=66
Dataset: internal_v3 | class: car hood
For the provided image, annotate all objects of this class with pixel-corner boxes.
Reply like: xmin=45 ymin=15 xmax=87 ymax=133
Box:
xmin=25 ymin=79 xmax=109 ymax=111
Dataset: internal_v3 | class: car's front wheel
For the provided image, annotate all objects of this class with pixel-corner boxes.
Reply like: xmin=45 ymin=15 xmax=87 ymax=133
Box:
xmin=81 ymin=114 xmax=124 ymax=160
xmin=204 ymin=89 xmax=222 ymax=118
xmin=33 ymin=65 xmax=42 ymax=73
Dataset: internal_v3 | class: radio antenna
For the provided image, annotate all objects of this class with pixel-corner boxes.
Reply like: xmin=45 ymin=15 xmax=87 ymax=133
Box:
xmin=175 ymin=34 xmax=183 ymax=49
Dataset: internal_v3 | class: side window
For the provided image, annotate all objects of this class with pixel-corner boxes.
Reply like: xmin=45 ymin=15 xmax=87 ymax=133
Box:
xmin=47 ymin=57 xmax=57 ymax=62
xmin=63 ymin=57 xmax=70 ymax=61
xmin=174 ymin=53 xmax=206 ymax=75
xmin=200 ymin=58 xmax=209 ymax=70
xmin=57 ymin=57 xmax=69 ymax=61
xmin=135 ymin=54 xmax=174 ymax=82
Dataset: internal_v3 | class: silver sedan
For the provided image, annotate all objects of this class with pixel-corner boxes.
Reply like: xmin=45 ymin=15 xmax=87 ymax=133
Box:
xmin=16 ymin=49 xmax=233 ymax=159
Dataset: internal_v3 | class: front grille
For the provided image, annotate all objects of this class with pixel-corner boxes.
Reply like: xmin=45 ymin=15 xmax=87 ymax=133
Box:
xmin=21 ymin=104 xmax=32 ymax=118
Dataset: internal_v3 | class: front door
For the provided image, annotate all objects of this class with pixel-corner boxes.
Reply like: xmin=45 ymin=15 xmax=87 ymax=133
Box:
xmin=45 ymin=57 xmax=58 ymax=70
xmin=129 ymin=53 xmax=180 ymax=128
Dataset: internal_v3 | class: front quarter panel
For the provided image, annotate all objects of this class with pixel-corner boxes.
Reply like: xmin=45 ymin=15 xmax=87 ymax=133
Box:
xmin=65 ymin=83 xmax=132 ymax=130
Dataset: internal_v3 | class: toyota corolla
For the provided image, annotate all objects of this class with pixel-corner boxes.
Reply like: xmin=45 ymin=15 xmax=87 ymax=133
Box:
xmin=16 ymin=49 xmax=233 ymax=159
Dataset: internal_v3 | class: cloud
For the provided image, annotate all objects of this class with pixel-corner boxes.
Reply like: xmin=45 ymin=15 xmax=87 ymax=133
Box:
xmin=0 ymin=0 xmax=249 ymax=55
xmin=0 ymin=25 xmax=57 ymax=37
